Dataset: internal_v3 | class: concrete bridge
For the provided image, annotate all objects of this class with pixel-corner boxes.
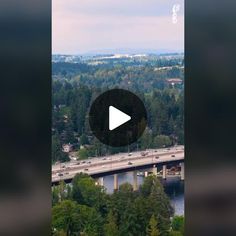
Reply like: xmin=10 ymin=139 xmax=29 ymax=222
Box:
xmin=52 ymin=146 xmax=184 ymax=190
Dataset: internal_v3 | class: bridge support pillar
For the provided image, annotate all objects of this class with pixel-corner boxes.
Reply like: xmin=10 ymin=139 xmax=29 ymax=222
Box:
xmin=98 ymin=177 xmax=104 ymax=186
xmin=152 ymin=165 xmax=157 ymax=176
xmin=162 ymin=165 xmax=167 ymax=179
xmin=144 ymin=171 xmax=149 ymax=177
xmin=133 ymin=170 xmax=138 ymax=191
xmin=180 ymin=162 xmax=184 ymax=180
xmin=114 ymin=174 xmax=118 ymax=191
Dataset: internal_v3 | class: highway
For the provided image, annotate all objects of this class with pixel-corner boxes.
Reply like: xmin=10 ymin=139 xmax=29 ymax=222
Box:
xmin=52 ymin=145 xmax=184 ymax=184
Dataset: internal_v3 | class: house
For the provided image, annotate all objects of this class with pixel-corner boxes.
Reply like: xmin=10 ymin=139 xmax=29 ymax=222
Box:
xmin=62 ymin=143 xmax=73 ymax=153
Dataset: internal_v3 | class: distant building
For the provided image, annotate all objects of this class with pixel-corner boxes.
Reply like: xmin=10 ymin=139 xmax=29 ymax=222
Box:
xmin=62 ymin=143 xmax=73 ymax=153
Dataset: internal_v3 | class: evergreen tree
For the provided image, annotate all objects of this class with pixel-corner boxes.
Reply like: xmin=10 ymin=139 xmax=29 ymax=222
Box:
xmin=63 ymin=119 xmax=76 ymax=144
xmin=80 ymin=134 xmax=89 ymax=145
xmin=52 ymin=133 xmax=69 ymax=163
xmin=104 ymin=211 xmax=119 ymax=236
xmin=148 ymin=177 xmax=173 ymax=236
xmin=146 ymin=215 xmax=160 ymax=236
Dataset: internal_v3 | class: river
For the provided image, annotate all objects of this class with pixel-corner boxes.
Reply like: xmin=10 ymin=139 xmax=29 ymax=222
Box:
xmin=103 ymin=172 xmax=184 ymax=216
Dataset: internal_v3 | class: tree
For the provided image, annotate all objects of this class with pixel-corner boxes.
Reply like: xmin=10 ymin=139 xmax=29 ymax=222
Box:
xmin=104 ymin=211 xmax=119 ymax=236
xmin=78 ymin=204 xmax=103 ymax=236
xmin=171 ymin=216 xmax=184 ymax=235
xmin=153 ymin=135 xmax=172 ymax=148
xmin=52 ymin=133 xmax=69 ymax=163
xmin=140 ymin=176 xmax=155 ymax=197
xmin=52 ymin=199 xmax=103 ymax=236
xmin=77 ymin=148 xmax=89 ymax=160
xmin=52 ymin=186 xmax=60 ymax=206
xmin=146 ymin=215 xmax=160 ymax=236
xmin=119 ymin=201 xmax=140 ymax=236
xmin=52 ymin=200 xmax=80 ymax=235
xmin=140 ymin=129 xmax=153 ymax=149
xmin=71 ymin=173 xmax=107 ymax=213
xmin=63 ymin=119 xmax=76 ymax=144
xmin=80 ymin=134 xmax=89 ymax=145
xmin=148 ymin=177 xmax=173 ymax=236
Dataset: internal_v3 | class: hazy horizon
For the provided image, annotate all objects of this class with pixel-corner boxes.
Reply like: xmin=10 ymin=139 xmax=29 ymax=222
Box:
xmin=52 ymin=48 xmax=184 ymax=56
xmin=53 ymin=0 xmax=184 ymax=55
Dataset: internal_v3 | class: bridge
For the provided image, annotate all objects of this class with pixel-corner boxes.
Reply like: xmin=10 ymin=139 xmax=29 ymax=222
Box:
xmin=52 ymin=145 xmax=184 ymax=190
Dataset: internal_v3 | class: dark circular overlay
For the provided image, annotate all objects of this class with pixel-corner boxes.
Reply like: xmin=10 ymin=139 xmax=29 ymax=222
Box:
xmin=89 ymin=89 xmax=147 ymax=147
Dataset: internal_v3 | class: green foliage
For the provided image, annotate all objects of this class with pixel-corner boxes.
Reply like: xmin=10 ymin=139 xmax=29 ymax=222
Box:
xmin=140 ymin=129 xmax=153 ymax=149
xmin=171 ymin=216 xmax=184 ymax=235
xmin=104 ymin=211 xmax=119 ymax=236
xmin=52 ymin=174 xmax=176 ymax=236
xmin=52 ymin=186 xmax=60 ymax=206
xmin=52 ymin=133 xmax=69 ymax=163
xmin=169 ymin=231 xmax=182 ymax=236
xmin=77 ymin=148 xmax=89 ymax=160
xmin=52 ymin=200 xmax=80 ymax=235
xmin=52 ymin=200 xmax=103 ymax=236
xmin=145 ymin=176 xmax=173 ymax=236
xmin=146 ymin=215 xmax=160 ymax=236
xmin=71 ymin=174 xmax=107 ymax=213
xmin=140 ymin=175 xmax=156 ymax=197
xmin=80 ymin=134 xmax=89 ymax=145
xmin=153 ymin=135 xmax=172 ymax=148
xmin=52 ymin=182 xmax=72 ymax=206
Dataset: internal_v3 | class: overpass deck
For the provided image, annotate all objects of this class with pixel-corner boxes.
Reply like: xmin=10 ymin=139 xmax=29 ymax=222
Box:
xmin=52 ymin=146 xmax=184 ymax=184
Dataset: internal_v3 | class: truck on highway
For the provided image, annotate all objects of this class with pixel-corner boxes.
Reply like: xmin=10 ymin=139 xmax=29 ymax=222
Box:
xmin=141 ymin=151 xmax=149 ymax=156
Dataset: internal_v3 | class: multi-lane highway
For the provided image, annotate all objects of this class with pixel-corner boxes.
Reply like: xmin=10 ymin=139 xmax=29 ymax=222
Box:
xmin=52 ymin=145 xmax=184 ymax=184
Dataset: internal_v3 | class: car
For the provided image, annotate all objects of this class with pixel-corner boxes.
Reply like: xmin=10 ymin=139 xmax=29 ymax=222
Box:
xmin=65 ymin=172 xmax=69 ymax=175
xmin=128 ymin=162 xmax=133 ymax=165
xmin=154 ymin=150 xmax=157 ymax=152
xmin=128 ymin=153 xmax=132 ymax=156
xmin=102 ymin=157 xmax=107 ymax=160
xmin=155 ymin=156 xmax=160 ymax=159
xmin=87 ymin=161 xmax=91 ymax=164
xmin=76 ymin=162 xmax=80 ymax=165
xmin=141 ymin=152 xmax=146 ymax=156
xmin=58 ymin=173 xmax=63 ymax=177
xmin=61 ymin=165 xmax=65 ymax=168
xmin=171 ymin=154 xmax=175 ymax=157
xmin=84 ymin=168 xmax=89 ymax=171
xmin=102 ymin=165 xmax=105 ymax=168
xmin=82 ymin=161 xmax=86 ymax=164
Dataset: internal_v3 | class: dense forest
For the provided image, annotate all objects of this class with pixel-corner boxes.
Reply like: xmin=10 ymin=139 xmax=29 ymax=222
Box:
xmin=52 ymin=55 xmax=184 ymax=163
xmin=52 ymin=174 xmax=184 ymax=236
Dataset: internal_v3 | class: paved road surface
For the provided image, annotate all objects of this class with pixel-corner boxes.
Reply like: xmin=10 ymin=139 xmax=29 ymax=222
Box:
xmin=52 ymin=145 xmax=184 ymax=183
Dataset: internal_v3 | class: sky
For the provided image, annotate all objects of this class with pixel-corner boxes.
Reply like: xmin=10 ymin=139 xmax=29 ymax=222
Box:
xmin=52 ymin=0 xmax=184 ymax=55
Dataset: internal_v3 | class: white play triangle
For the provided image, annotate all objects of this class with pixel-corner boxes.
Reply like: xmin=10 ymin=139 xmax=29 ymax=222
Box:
xmin=109 ymin=106 xmax=131 ymax=131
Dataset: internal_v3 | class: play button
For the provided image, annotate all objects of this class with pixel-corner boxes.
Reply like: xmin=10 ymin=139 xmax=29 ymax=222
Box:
xmin=109 ymin=106 xmax=131 ymax=131
xmin=89 ymin=89 xmax=147 ymax=147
